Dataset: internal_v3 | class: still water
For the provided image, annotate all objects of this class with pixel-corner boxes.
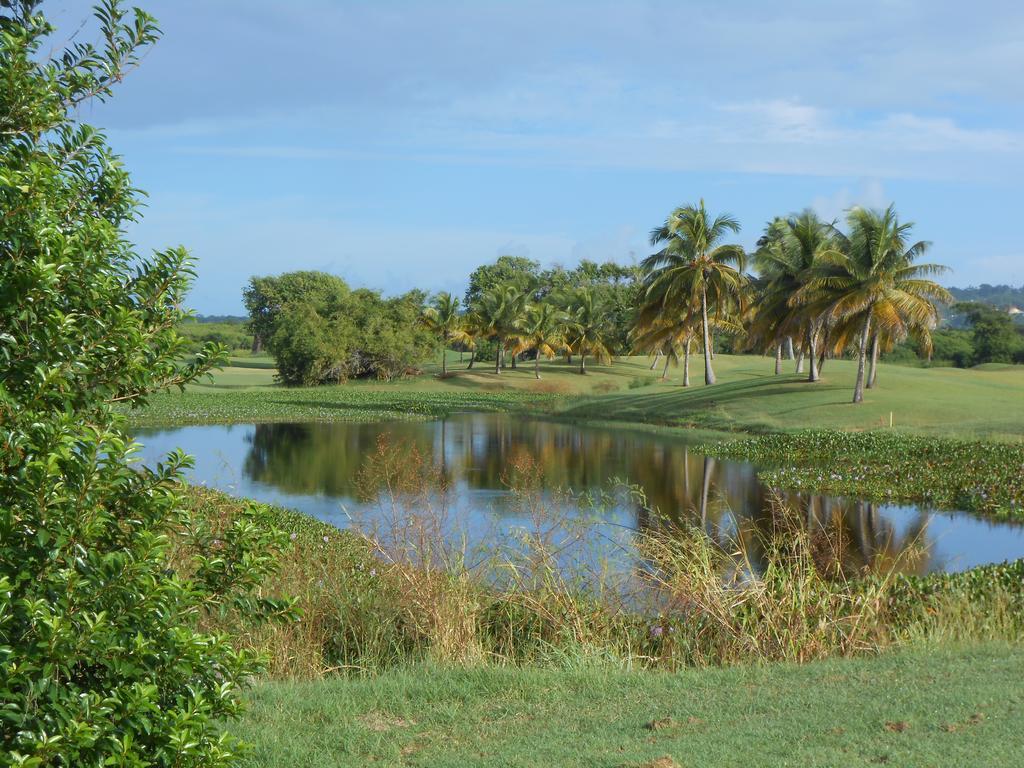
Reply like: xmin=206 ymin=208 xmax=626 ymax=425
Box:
xmin=134 ymin=414 xmax=1024 ymax=575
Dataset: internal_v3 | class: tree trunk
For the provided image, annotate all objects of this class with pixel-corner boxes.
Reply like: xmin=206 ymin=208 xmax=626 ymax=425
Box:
xmin=795 ymin=348 xmax=804 ymax=374
xmin=807 ymin=325 xmax=819 ymax=382
xmin=774 ymin=343 xmax=783 ymax=375
xmin=251 ymin=334 xmax=262 ymax=354
xmin=649 ymin=350 xmax=661 ymax=370
xmin=700 ymin=287 xmax=716 ymax=385
xmin=467 ymin=353 xmax=475 ymax=370
xmin=683 ymin=338 xmax=691 ymax=387
xmin=494 ymin=342 xmax=501 ymax=374
xmin=867 ymin=333 xmax=880 ymax=389
xmin=441 ymin=341 xmax=447 ymax=376
xmin=785 ymin=336 xmax=795 ymax=360
xmin=700 ymin=456 xmax=715 ymax=528
xmin=709 ymin=330 xmax=715 ymax=361
xmin=852 ymin=313 xmax=872 ymax=403
xmin=579 ymin=351 xmax=586 ymax=375
xmin=534 ymin=353 xmax=541 ymax=380
xmin=511 ymin=353 xmax=517 ymax=370
xmin=661 ymin=352 xmax=671 ymax=380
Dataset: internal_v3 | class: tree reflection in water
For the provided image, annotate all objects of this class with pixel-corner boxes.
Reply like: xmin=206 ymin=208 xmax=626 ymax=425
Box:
xmin=239 ymin=415 xmax=938 ymax=577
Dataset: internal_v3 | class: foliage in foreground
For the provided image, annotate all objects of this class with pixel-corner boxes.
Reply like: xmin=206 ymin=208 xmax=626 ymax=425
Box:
xmin=0 ymin=3 xmax=292 ymax=764
xmin=705 ymin=430 xmax=1024 ymax=519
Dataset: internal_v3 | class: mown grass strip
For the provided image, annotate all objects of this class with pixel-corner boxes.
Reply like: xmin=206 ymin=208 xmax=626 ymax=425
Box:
xmin=232 ymin=643 xmax=1024 ymax=768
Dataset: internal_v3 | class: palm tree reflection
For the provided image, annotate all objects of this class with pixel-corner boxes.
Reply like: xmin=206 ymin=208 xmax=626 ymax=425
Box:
xmin=241 ymin=415 xmax=936 ymax=576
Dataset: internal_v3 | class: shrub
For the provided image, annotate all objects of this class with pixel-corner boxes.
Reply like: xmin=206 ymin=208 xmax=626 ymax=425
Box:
xmin=0 ymin=3 xmax=293 ymax=764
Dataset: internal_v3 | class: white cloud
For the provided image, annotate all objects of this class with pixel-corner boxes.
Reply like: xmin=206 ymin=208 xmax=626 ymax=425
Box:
xmin=872 ymin=114 xmax=1023 ymax=153
xmin=812 ymin=180 xmax=888 ymax=222
xmin=717 ymin=99 xmax=835 ymax=143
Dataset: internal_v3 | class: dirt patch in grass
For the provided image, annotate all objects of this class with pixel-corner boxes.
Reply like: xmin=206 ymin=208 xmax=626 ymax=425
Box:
xmin=357 ymin=712 xmax=417 ymax=732
xmin=531 ymin=380 xmax=572 ymax=395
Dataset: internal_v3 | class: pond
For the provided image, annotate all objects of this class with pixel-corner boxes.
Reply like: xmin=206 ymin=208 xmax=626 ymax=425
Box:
xmin=133 ymin=414 xmax=1024 ymax=575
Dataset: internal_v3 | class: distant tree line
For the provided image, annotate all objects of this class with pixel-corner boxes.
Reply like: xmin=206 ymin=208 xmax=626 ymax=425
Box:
xmin=948 ymin=284 xmax=1024 ymax=310
xmin=896 ymin=303 xmax=1024 ymax=367
xmin=243 ymin=202 xmax=1021 ymax=400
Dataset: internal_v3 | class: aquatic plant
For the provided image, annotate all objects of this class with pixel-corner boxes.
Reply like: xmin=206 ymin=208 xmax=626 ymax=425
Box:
xmin=704 ymin=430 xmax=1024 ymax=519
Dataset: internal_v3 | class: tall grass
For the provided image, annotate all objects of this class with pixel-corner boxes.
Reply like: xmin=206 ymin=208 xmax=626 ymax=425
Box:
xmin=180 ymin=438 xmax=1024 ymax=679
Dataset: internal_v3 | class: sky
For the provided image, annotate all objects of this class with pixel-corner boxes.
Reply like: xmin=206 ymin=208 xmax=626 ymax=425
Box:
xmin=52 ymin=0 xmax=1024 ymax=314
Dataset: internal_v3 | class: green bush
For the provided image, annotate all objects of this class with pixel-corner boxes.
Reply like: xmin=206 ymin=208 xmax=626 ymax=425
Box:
xmin=243 ymin=273 xmax=434 ymax=385
xmin=0 ymin=3 xmax=293 ymax=764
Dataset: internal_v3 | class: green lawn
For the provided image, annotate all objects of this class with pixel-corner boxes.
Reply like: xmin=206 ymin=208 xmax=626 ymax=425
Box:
xmin=234 ymin=643 xmax=1024 ymax=768
xmin=142 ymin=352 xmax=1024 ymax=440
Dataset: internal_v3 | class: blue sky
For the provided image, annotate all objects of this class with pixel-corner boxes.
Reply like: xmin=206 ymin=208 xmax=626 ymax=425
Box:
xmin=57 ymin=0 xmax=1024 ymax=313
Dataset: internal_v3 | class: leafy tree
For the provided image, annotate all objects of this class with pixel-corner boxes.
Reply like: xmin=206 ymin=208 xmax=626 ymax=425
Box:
xmin=0 ymin=2 xmax=293 ymax=764
xmin=352 ymin=288 xmax=435 ymax=380
xmin=929 ymin=329 xmax=976 ymax=367
xmin=642 ymin=200 xmax=748 ymax=385
xmin=243 ymin=271 xmax=350 ymax=353
xmin=245 ymin=272 xmax=432 ymax=384
xmin=464 ymin=255 xmax=539 ymax=307
xmin=270 ymin=303 xmax=353 ymax=385
xmin=957 ymin=302 xmax=1023 ymax=364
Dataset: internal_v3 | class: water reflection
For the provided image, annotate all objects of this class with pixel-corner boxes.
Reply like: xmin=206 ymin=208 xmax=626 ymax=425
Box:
xmin=133 ymin=415 xmax=1024 ymax=575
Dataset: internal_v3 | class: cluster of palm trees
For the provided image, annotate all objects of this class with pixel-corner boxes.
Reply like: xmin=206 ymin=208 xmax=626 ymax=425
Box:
xmin=421 ymin=284 xmax=612 ymax=379
xmin=423 ymin=201 xmax=952 ymax=403
xmin=632 ymin=200 xmax=952 ymax=403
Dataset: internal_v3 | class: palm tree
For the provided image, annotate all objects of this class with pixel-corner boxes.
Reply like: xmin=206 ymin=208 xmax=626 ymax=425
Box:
xmin=631 ymin=313 xmax=698 ymax=385
xmin=643 ymin=200 xmax=747 ymax=385
xmin=460 ymin=309 xmax=483 ymax=369
xmin=800 ymin=205 xmax=952 ymax=403
xmin=473 ymin=284 xmax=528 ymax=374
xmin=511 ymin=302 xmax=566 ymax=379
xmin=566 ymin=288 xmax=612 ymax=374
xmin=752 ymin=211 xmax=834 ymax=382
xmin=420 ymin=292 xmax=471 ymax=376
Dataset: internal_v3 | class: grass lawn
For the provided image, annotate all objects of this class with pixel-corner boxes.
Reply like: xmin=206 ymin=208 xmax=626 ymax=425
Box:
xmin=233 ymin=643 xmax=1024 ymax=768
xmin=141 ymin=352 xmax=1024 ymax=440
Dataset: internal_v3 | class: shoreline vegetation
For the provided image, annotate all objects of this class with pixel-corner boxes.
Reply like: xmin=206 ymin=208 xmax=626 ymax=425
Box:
xmin=188 ymin=486 xmax=1024 ymax=680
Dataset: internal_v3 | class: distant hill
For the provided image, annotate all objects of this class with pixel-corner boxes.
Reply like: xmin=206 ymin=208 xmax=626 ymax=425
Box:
xmin=191 ymin=314 xmax=248 ymax=324
xmin=949 ymin=284 xmax=1024 ymax=310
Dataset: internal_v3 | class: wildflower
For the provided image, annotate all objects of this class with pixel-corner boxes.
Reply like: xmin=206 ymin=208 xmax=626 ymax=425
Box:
xmin=650 ymin=625 xmax=664 ymax=638
xmin=323 ymin=535 xmax=329 ymax=543
xmin=289 ymin=532 xmax=297 ymax=541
